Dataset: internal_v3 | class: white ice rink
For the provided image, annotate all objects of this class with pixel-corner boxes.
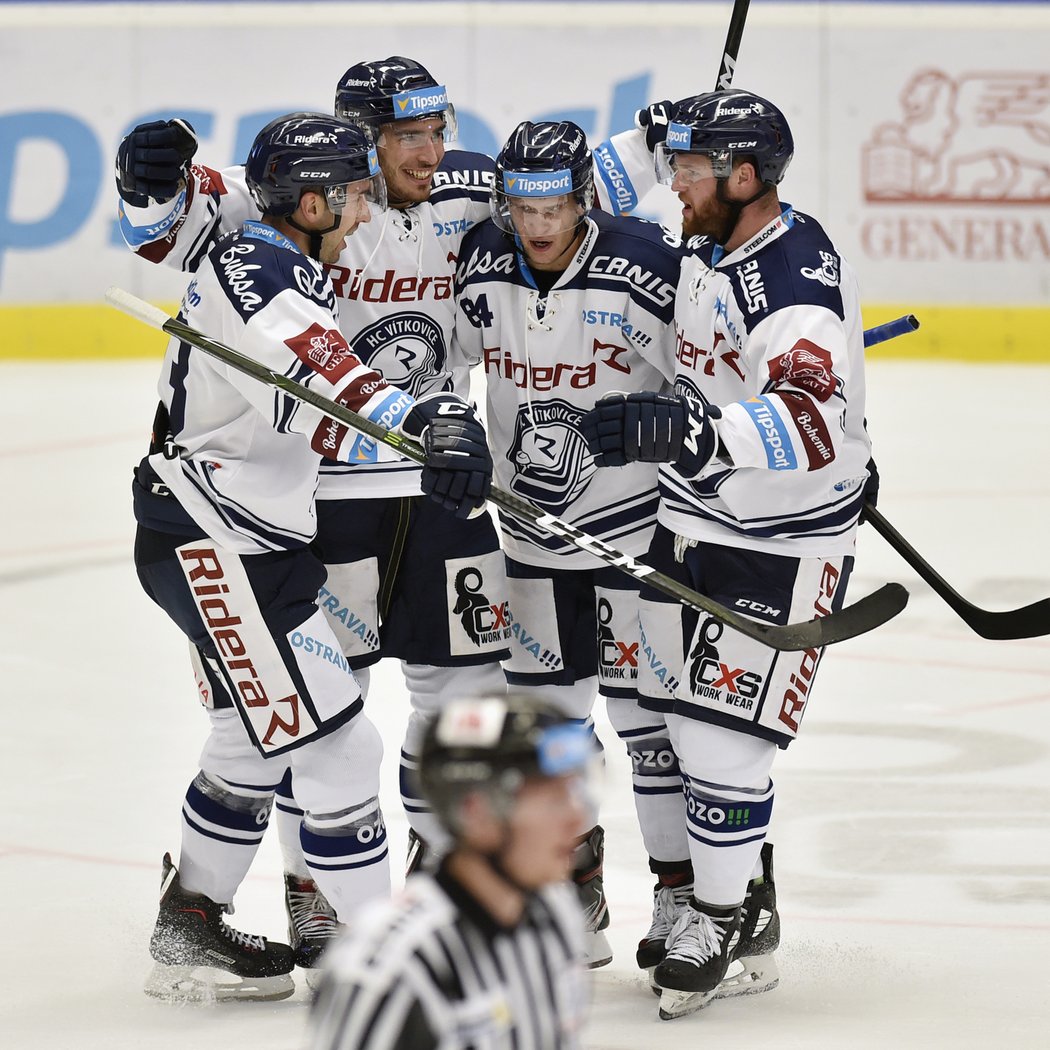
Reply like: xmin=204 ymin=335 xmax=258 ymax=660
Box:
xmin=1 ymin=358 xmax=1048 ymax=1049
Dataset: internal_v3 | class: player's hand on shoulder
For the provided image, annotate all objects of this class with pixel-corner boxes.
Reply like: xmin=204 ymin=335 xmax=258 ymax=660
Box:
xmin=634 ymin=100 xmax=674 ymax=154
xmin=404 ymin=394 xmax=492 ymax=519
xmin=582 ymin=390 xmax=719 ymax=477
xmin=116 ymin=118 xmax=198 ymax=206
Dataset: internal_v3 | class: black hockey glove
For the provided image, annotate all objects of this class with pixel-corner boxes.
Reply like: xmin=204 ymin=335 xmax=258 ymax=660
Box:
xmin=634 ymin=100 xmax=674 ymax=154
xmin=581 ymin=391 xmax=720 ymax=478
xmin=116 ymin=118 xmax=198 ymax=207
xmin=858 ymin=455 xmax=880 ymax=524
xmin=403 ymin=394 xmax=492 ymax=519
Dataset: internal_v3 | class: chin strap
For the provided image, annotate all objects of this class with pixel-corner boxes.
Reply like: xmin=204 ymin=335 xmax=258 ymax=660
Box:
xmin=287 ymin=211 xmax=341 ymax=262
xmin=714 ymin=179 xmax=773 ymax=245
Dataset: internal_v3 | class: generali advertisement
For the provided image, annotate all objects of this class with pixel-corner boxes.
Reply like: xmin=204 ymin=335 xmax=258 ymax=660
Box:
xmin=0 ymin=1 xmax=1046 ymax=358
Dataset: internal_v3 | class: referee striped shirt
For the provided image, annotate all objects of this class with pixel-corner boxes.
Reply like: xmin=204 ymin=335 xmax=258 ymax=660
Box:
xmin=307 ymin=867 xmax=590 ymax=1050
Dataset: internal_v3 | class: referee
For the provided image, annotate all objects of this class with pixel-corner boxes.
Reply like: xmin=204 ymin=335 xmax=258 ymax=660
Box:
xmin=307 ymin=693 xmax=595 ymax=1049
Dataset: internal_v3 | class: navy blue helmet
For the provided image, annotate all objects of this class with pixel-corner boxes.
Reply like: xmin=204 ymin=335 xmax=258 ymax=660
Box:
xmin=492 ymin=120 xmax=594 ymax=234
xmin=244 ymin=112 xmax=384 ymax=217
xmin=334 ymin=56 xmax=458 ymax=141
xmin=657 ymin=89 xmax=793 ymax=186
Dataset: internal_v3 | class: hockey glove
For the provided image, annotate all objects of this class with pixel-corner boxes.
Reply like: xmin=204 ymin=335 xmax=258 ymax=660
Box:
xmin=582 ymin=391 xmax=719 ymax=478
xmin=858 ymin=455 xmax=880 ymax=524
xmin=634 ymin=100 xmax=674 ymax=154
xmin=403 ymin=394 xmax=493 ymax=519
xmin=116 ymin=118 xmax=198 ymax=207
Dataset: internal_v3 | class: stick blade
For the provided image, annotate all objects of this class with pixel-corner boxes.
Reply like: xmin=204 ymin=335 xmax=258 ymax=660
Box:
xmin=958 ymin=596 xmax=1050 ymax=641
xmin=772 ymin=582 xmax=910 ymax=649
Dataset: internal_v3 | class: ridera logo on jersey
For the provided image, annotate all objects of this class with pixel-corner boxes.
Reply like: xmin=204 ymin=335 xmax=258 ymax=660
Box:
xmin=175 ymin=543 xmax=318 ymax=753
xmin=687 ymin=618 xmax=765 ymax=712
xmin=509 ymin=400 xmax=596 ymax=512
xmin=596 ymin=597 xmax=639 ymax=681
xmin=393 ymin=85 xmax=449 ymax=117
xmin=452 ymin=567 xmax=511 ymax=648
xmin=348 ymin=312 xmax=445 ymax=397
xmin=502 ymin=169 xmax=573 ymax=197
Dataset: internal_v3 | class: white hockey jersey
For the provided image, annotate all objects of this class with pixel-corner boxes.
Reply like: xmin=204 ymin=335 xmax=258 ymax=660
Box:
xmin=137 ymin=220 xmax=414 ymax=555
xmin=120 ymin=151 xmax=495 ymax=499
xmin=454 ymin=211 xmax=683 ymax=569
xmin=661 ymin=204 xmax=872 ymax=556
xmin=119 ymin=131 xmax=656 ymax=501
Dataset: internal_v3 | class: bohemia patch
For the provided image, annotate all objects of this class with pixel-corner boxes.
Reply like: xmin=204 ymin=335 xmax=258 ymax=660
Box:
xmin=768 ymin=339 xmax=838 ymax=402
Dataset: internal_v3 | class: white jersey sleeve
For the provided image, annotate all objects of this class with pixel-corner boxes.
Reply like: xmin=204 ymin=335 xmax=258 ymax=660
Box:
xmin=591 ymin=128 xmax=661 ymax=215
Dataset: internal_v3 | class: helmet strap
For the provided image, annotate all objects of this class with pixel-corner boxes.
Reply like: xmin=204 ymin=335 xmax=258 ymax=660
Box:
xmin=287 ymin=210 xmax=341 ymax=262
xmin=714 ymin=177 xmax=772 ymax=245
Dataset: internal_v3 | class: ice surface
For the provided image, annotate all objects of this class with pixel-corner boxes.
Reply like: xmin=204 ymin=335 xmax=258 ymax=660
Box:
xmin=2 ymin=360 xmax=1048 ymax=1049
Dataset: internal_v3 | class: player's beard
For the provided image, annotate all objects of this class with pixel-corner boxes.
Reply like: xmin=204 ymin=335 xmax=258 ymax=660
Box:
xmin=681 ymin=191 xmax=738 ymax=245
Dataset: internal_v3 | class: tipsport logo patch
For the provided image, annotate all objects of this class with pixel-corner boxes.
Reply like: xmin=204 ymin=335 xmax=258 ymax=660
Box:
xmin=502 ymin=169 xmax=573 ymax=197
xmin=393 ymin=85 xmax=449 ymax=118
xmin=742 ymin=396 xmax=797 ymax=471
xmin=666 ymin=123 xmax=693 ymax=150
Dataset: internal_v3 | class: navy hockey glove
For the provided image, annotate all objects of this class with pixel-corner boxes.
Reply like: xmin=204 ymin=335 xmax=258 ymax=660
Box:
xmin=116 ymin=118 xmax=198 ymax=207
xmin=634 ymin=100 xmax=674 ymax=154
xmin=403 ymin=394 xmax=492 ymax=519
xmin=582 ymin=391 xmax=719 ymax=477
xmin=858 ymin=455 xmax=880 ymax=524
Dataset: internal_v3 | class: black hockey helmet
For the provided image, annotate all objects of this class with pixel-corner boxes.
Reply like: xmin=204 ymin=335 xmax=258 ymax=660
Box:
xmin=657 ymin=89 xmax=794 ymax=187
xmin=334 ymin=56 xmax=458 ymax=142
xmin=244 ymin=112 xmax=385 ymax=218
xmin=419 ymin=694 xmax=595 ymax=834
xmin=491 ymin=120 xmax=594 ymax=235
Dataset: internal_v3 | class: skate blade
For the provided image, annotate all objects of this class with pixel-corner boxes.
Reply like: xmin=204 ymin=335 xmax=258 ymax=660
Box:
xmin=582 ymin=929 xmax=613 ymax=970
xmin=714 ymin=952 xmax=780 ymax=999
xmin=144 ymin=963 xmax=295 ymax=1003
xmin=658 ymin=986 xmax=717 ymax=1020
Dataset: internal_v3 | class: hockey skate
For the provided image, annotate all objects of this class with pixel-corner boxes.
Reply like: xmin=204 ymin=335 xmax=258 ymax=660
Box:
xmin=715 ymin=841 xmax=780 ymax=1001
xmin=573 ymin=825 xmax=612 ymax=968
xmin=652 ymin=899 xmax=741 ymax=1020
xmin=637 ymin=873 xmax=694 ymax=989
xmin=144 ymin=853 xmax=295 ymax=1003
xmin=284 ymin=873 xmax=341 ymax=989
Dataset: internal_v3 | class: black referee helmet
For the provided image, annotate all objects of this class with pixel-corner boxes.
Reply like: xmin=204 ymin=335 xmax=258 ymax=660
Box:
xmin=420 ymin=694 xmax=595 ymax=833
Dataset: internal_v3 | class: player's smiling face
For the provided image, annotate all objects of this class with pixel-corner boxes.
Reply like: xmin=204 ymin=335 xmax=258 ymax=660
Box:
xmin=376 ymin=116 xmax=446 ymax=207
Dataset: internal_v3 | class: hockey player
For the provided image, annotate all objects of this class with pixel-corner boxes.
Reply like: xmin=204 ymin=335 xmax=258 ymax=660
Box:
xmin=115 ymin=57 xmax=512 ymax=972
xmin=114 ymin=59 xmax=660 ymax=972
xmin=454 ymin=120 xmax=694 ymax=968
xmin=132 ymin=112 xmax=493 ymax=1002
xmin=582 ymin=89 xmax=871 ymax=1019
xmin=307 ymin=693 xmax=595 ymax=1050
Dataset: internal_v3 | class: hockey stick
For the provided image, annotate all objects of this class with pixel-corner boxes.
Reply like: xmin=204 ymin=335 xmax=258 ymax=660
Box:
xmin=858 ymin=313 xmax=1050 ymax=638
xmin=106 ymin=286 xmax=907 ymax=651
xmin=715 ymin=0 xmax=752 ymax=90
xmin=863 ymin=314 xmax=919 ymax=349
xmin=863 ymin=506 xmax=1050 ymax=640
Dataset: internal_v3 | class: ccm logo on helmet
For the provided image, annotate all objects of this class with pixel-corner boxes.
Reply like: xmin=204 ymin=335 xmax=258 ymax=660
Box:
xmin=297 ymin=171 xmax=333 ymax=180
xmin=728 ymin=140 xmax=758 ymax=148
